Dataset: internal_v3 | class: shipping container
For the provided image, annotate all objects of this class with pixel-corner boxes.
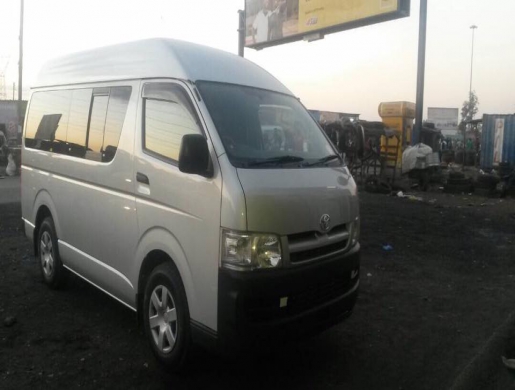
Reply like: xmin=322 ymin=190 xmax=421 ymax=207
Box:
xmin=481 ymin=114 xmax=515 ymax=168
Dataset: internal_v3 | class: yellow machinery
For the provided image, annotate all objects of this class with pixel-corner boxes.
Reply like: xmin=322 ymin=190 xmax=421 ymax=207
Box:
xmin=378 ymin=101 xmax=416 ymax=168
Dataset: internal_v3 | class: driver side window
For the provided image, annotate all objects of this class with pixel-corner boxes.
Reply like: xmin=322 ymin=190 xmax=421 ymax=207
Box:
xmin=143 ymin=83 xmax=202 ymax=163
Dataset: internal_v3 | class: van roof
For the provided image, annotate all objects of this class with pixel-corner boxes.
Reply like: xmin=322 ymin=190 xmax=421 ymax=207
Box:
xmin=34 ymin=38 xmax=293 ymax=95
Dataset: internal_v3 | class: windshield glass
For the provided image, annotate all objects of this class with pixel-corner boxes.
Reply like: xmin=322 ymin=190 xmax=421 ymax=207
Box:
xmin=196 ymin=81 xmax=339 ymax=168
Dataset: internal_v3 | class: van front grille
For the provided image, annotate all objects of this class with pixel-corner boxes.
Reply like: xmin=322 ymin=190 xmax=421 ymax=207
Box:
xmin=289 ymin=239 xmax=348 ymax=263
xmin=287 ymin=223 xmax=349 ymax=264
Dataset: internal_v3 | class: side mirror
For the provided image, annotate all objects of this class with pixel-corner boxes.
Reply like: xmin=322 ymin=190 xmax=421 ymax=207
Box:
xmin=178 ymin=134 xmax=212 ymax=177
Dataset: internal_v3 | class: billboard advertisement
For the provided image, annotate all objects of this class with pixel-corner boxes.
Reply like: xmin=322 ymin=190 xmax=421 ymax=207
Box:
xmin=245 ymin=0 xmax=410 ymax=49
xmin=427 ymin=107 xmax=459 ymax=131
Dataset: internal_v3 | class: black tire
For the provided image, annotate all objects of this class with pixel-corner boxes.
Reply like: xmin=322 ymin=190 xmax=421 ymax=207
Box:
xmin=449 ymin=171 xmax=465 ymax=180
xmin=364 ymin=176 xmax=379 ymax=193
xmin=447 ymin=178 xmax=471 ymax=186
xmin=475 ymin=176 xmax=498 ymax=190
xmin=500 ymin=182 xmax=508 ymax=198
xmin=444 ymin=183 xmax=473 ymax=194
xmin=143 ymin=262 xmax=191 ymax=371
xmin=477 ymin=174 xmax=499 ymax=187
xmin=475 ymin=188 xmax=494 ymax=197
xmin=419 ymin=171 xmax=430 ymax=191
xmin=37 ymin=217 xmax=68 ymax=289
xmin=474 ymin=183 xmax=492 ymax=190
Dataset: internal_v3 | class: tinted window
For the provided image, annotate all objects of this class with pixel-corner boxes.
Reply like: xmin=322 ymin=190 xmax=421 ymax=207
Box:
xmin=103 ymin=87 xmax=131 ymax=162
xmin=85 ymin=95 xmax=109 ymax=162
xmin=25 ymin=90 xmax=72 ymax=152
xmin=25 ymin=86 xmax=131 ymax=163
xmin=143 ymin=84 xmax=202 ymax=162
xmin=66 ymin=88 xmax=92 ymax=158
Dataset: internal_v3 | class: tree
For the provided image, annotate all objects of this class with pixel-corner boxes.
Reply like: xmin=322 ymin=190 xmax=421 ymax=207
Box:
xmin=460 ymin=91 xmax=479 ymax=125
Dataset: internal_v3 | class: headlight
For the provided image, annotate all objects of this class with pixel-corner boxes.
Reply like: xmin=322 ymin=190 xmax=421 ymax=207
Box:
xmin=350 ymin=218 xmax=360 ymax=247
xmin=221 ymin=230 xmax=282 ymax=271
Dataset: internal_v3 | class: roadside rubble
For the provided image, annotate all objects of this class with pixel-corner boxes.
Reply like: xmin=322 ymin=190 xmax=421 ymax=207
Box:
xmin=3 ymin=316 xmax=16 ymax=327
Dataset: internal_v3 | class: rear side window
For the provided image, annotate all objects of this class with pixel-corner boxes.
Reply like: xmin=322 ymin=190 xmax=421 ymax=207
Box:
xmin=66 ymin=89 xmax=93 ymax=158
xmin=25 ymin=86 xmax=131 ymax=163
xmin=85 ymin=95 xmax=109 ymax=162
xmin=25 ymin=90 xmax=72 ymax=153
xmin=143 ymin=83 xmax=202 ymax=163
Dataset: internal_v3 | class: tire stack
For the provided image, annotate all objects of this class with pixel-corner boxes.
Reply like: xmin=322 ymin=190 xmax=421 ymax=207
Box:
xmin=499 ymin=162 xmax=512 ymax=178
xmin=444 ymin=172 xmax=473 ymax=194
xmin=475 ymin=174 xmax=500 ymax=197
xmin=365 ymin=175 xmax=392 ymax=194
xmin=441 ymin=150 xmax=454 ymax=164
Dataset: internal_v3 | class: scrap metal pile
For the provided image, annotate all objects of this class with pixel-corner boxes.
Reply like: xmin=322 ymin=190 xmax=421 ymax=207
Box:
xmin=321 ymin=120 xmax=399 ymax=183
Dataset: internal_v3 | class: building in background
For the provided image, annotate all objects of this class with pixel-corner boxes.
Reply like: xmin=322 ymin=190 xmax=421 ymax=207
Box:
xmin=0 ymin=100 xmax=27 ymax=144
xmin=309 ymin=110 xmax=360 ymax=125
xmin=427 ymin=107 xmax=459 ymax=137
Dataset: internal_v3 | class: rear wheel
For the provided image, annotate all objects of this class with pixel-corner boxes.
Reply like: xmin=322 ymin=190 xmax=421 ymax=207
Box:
xmin=38 ymin=217 xmax=68 ymax=289
xmin=143 ymin=262 xmax=191 ymax=371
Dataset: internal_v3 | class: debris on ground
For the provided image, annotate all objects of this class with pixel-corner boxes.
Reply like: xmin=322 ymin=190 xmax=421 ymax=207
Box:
xmin=382 ymin=244 xmax=394 ymax=252
xmin=396 ymin=191 xmax=424 ymax=202
xmin=3 ymin=316 xmax=17 ymax=327
xmin=365 ymin=176 xmax=391 ymax=194
xmin=502 ymin=356 xmax=515 ymax=370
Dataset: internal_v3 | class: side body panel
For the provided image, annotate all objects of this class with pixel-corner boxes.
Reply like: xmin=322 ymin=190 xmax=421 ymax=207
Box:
xmin=21 ymin=80 xmax=140 ymax=308
xmin=133 ymin=80 xmax=223 ymax=331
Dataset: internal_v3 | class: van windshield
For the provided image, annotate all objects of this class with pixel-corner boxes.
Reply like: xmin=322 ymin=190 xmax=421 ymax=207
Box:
xmin=196 ymin=81 xmax=340 ymax=169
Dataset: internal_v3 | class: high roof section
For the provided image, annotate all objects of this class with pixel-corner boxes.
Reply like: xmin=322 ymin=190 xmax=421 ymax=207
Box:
xmin=34 ymin=38 xmax=292 ymax=95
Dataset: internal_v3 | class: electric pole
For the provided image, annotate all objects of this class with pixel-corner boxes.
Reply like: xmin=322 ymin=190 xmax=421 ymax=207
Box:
xmin=18 ymin=0 xmax=24 ymax=136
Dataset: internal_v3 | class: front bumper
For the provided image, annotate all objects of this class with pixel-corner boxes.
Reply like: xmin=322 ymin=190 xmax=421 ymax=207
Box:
xmin=217 ymin=245 xmax=360 ymax=353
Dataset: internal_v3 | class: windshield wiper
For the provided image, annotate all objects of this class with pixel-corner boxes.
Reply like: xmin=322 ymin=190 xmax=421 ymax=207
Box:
xmin=304 ymin=154 xmax=341 ymax=167
xmin=246 ymin=155 xmax=305 ymax=167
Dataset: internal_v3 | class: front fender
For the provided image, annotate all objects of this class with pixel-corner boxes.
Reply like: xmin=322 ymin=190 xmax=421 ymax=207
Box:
xmin=133 ymin=227 xmax=196 ymax=316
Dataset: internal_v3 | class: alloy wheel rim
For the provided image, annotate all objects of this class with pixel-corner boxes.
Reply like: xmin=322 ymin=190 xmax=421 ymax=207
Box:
xmin=149 ymin=285 xmax=178 ymax=353
xmin=40 ymin=231 xmax=54 ymax=278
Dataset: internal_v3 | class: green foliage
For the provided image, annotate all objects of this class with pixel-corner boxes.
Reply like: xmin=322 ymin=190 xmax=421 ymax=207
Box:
xmin=461 ymin=91 xmax=479 ymax=123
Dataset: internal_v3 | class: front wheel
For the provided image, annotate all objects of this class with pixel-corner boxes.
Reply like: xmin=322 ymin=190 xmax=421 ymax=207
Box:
xmin=143 ymin=262 xmax=191 ymax=371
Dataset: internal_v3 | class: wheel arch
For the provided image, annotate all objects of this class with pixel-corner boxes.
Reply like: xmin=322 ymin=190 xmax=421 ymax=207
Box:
xmin=32 ymin=191 xmax=61 ymax=256
xmin=135 ymin=228 xmax=195 ymax=319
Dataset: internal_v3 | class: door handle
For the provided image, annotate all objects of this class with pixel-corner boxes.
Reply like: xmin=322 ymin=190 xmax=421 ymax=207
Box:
xmin=136 ymin=172 xmax=149 ymax=185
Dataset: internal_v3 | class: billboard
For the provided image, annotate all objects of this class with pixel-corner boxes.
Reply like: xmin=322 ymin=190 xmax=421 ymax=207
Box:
xmin=245 ymin=0 xmax=410 ymax=49
xmin=427 ymin=107 xmax=459 ymax=132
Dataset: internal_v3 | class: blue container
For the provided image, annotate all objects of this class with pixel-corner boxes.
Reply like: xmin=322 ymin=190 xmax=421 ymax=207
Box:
xmin=481 ymin=114 xmax=515 ymax=168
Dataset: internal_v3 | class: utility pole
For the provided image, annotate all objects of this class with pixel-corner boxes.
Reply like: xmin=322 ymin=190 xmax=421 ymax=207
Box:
xmin=469 ymin=25 xmax=478 ymax=106
xmin=463 ymin=25 xmax=477 ymax=169
xmin=18 ymin=0 xmax=24 ymax=137
xmin=13 ymin=83 xmax=15 ymax=100
xmin=413 ymin=0 xmax=427 ymax=146
xmin=238 ymin=9 xmax=245 ymax=57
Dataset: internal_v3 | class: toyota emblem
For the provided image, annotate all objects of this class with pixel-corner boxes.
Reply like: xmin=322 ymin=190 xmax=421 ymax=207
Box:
xmin=319 ymin=214 xmax=331 ymax=232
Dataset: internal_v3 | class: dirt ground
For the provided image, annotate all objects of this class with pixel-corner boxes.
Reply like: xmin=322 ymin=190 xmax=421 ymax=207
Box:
xmin=1 ymin=190 xmax=515 ymax=390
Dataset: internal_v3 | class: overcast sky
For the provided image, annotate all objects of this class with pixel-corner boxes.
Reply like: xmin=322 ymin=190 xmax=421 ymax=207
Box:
xmin=1 ymin=0 xmax=514 ymax=120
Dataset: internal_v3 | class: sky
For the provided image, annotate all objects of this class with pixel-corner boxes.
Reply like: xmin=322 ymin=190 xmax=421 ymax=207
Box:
xmin=0 ymin=0 xmax=514 ymax=121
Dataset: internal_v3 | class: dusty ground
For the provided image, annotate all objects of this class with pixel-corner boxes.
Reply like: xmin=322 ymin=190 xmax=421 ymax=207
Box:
xmin=1 ymin=190 xmax=515 ymax=390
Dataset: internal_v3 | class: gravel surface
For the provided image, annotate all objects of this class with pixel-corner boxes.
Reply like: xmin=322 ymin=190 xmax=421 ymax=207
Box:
xmin=1 ymin=191 xmax=515 ymax=390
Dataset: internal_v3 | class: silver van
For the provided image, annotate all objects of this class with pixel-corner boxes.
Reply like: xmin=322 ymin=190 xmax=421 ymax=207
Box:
xmin=21 ymin=39 xmax=360 ymax=369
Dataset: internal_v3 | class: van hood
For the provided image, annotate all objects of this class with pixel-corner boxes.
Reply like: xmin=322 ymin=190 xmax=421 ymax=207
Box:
xmin=236 ymin=167 xmax=359 ymax=236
